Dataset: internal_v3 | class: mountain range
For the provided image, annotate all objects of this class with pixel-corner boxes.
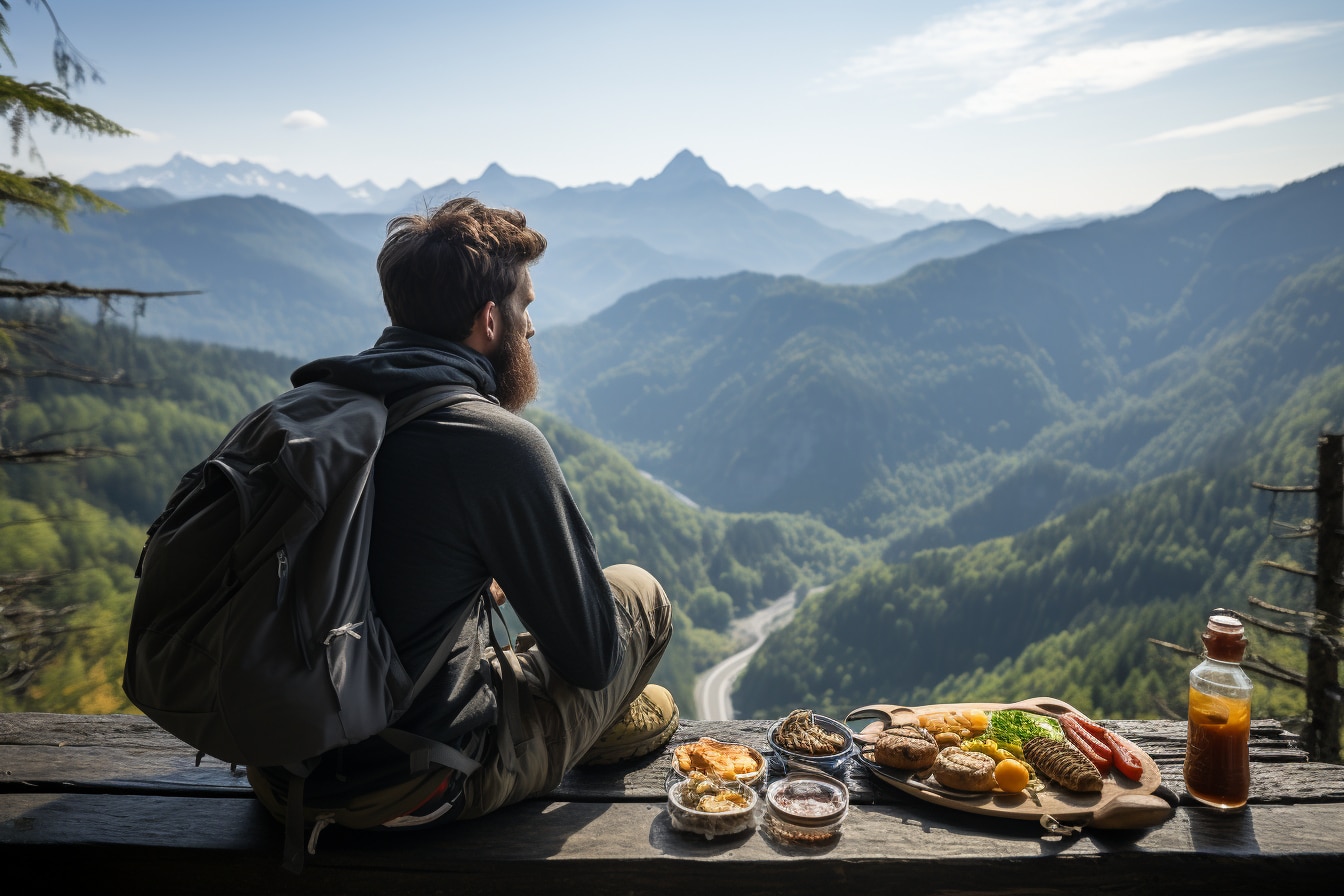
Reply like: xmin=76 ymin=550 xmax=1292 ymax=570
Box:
xmin=22 ymin=152 xmax=1035 ymax=343
xmin=530 ymin=165 xmax=1344 ymax=543
xmin=81 ymin=153 xmax=428 ymax=215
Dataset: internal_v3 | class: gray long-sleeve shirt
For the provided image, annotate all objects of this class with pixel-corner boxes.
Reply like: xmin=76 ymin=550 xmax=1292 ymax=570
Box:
xmin=291 ymin=326 xmax=623 ymax=743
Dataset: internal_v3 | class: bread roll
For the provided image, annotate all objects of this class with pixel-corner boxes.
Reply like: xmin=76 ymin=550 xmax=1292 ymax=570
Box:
xmin=873 ymin=725 xmax=938 ymax=770
xmin=932 ymin=748 xmax=997 ymax=791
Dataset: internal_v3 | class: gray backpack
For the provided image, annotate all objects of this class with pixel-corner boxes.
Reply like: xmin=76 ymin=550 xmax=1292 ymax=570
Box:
xmin=123 ymin=381 xmax=487 ymax=870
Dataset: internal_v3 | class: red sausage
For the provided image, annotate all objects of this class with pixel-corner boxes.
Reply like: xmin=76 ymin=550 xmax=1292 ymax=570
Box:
xmin=1065 ymin=711 xmax=1110 ymax=740
xmin=1061 ymin=714 xmax=1113 ymax=774
xmin=1105 ymin=730 xmax=1145 ymax=781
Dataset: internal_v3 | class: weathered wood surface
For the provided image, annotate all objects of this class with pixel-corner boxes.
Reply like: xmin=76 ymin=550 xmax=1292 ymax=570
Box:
xmin=1 ymin=714 xmax=1330 ymax=803
xmin=3 ymin=713 xmax=1342 ymax=895
xmin=5 ymin=793 xmax=1343 ymax=894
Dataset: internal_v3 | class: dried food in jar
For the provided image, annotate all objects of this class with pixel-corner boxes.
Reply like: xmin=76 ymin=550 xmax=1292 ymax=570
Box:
xmin=775 ymin=709 xmax=848 ymax=756
xmin=675 ymin=771 xmax=752 ymax=813
xmin=673 ymin=738 xmax=762 ymax=781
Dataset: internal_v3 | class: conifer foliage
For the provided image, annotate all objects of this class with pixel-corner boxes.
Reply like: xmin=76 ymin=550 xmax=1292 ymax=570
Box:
xmin=0 ymin=0 xmax=128 ymax=228
xmin=0 ymin=1 xmax=182 ymax=694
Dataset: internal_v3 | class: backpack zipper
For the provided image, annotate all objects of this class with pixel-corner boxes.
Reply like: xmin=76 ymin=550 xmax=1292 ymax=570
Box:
xmin=275 ymin=548 xmax=289 ymax=608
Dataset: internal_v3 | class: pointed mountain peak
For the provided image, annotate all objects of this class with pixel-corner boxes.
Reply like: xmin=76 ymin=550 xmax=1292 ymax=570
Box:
xmin=480 ymin=162 xmax=511 ymax=178
xmin=651 ymin=150 xmax=727 ymax=188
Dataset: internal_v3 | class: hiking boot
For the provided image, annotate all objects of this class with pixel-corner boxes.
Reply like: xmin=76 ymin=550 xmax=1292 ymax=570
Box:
xmin=579 ymin=684 xmax=679 ymax=766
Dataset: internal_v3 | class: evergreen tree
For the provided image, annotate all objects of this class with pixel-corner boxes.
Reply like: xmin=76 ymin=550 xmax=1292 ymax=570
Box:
xmin=0 ymin=1 xmax=184 ymax=694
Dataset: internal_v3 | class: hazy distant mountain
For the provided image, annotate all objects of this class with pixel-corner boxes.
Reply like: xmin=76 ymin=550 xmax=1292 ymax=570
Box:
xmin=95 ymin=186 xmax=179 ymax=210
xmin=524 ymin=150 xmax=868 ymax=278
xmin=2 ymin=193 xmax=384 ymax=359
xmin=412 ymin=162 xmax=560 ymax=212
xmin=536 ymin=236 xmax=738 ymax=327
xmin=318 ymin=150 xmax=874 ymax=326
xmin=808 ymin=219 xmax=1011 ymax=284
xmin=532 ymin=165 xmax=1344 ymax=537
xmin=879 ymin=197 xmax=1088 ymax=232
xmin=747 ymin=184 xmax=931 ymax=242
xmin=82 ymin=153 xmax=425 ymax=214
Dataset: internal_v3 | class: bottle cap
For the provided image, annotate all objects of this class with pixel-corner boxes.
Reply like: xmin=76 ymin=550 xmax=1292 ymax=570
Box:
xmin=1202 ymin=613 xmax=1247 ymax=662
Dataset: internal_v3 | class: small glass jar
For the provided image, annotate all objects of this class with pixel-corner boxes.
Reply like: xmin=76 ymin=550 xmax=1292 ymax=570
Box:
xmin=762 ymin=769 xmax=849 ymax=846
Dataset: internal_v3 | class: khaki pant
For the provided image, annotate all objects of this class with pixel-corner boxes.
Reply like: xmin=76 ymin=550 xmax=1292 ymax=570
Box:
xmin=458 ymin=564 xmax=673 ymax=819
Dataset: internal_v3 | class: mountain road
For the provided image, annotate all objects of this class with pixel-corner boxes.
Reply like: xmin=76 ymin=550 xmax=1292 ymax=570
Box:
xmin=692 ymin=591 xmax=802 ymax=720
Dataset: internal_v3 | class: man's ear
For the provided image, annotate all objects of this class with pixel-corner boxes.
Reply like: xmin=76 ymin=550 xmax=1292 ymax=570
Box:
xmin=463 ymin=301 xmax=499 ymax=354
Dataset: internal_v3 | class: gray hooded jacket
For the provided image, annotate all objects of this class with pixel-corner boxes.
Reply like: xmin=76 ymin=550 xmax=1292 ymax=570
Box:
xmin=291 ymin=326 xmax=623 ymax=743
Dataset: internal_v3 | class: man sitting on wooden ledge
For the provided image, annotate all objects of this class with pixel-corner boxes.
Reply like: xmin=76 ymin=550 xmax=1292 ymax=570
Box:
xmin=249 ymin=197 xmax=677 ymax=827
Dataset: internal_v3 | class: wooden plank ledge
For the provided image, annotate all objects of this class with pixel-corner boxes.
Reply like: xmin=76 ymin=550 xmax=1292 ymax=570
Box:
xmin=4 ymin=713 xmax=1343 ymax=894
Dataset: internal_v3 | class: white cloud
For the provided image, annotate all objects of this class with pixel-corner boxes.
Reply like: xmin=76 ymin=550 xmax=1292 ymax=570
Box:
xmin=282 ymin=109 xmax=329 ymax=129
xmin=948 ymin=24 xmax=1341 ymax=119
xmin=833 ymin=0 xmax=1135 ymax=85
xmin=829 ymin=1 xmax=1341 ymax=124
xmin=1135 ymin=95 xmax=1339 ymax=143
xmin=130 ymin=127 xmax=163 ymax=143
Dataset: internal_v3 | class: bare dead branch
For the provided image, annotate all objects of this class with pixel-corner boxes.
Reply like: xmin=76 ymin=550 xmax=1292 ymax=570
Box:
xmin=0 ymin=278 xmax=198 ymax=301
xmin=1261 ymin=559 xmax=1317 ymax=578
xmin=1246 ymin=651 xmax=1308 ymax=682
xmin=1227 ymin=608 xmax=1309 ymax=639
xmin=0 ymin=328 xmax=137 ymax=386
xmin=1249 ymin=595 xmax=1344 ymax=629
xmin=1148 ymin=638 xmax=1308 ymax=688
xmin=0 ymin=444 xmax=119 ymax=463
xmin=1148 ymin=637 xmax=1199 ymax=658
xmin=1270 ymin=518 xmax=1319 ymax=540
xmin=1249 ymin=595 xmax=1317 ymax=618
xmin=1243 ymin=659 xmax=1307 ymax=688
xmin=1252 ymin=482 xmax=1319 ymax=493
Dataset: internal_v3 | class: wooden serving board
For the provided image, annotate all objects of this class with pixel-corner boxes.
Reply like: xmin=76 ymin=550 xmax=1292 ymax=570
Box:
xmin=845 ymin=697 xmax=1177 ymax=831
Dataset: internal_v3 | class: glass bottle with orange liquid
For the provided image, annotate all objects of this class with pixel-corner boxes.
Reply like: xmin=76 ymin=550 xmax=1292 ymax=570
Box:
xmin=1183 ymin=613 xmax=1253 ymax=810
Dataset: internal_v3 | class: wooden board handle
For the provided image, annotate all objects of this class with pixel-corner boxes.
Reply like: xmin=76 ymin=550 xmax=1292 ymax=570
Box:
xmin=1087 ymin=792 xmax=1178 ymax=829
xmin=996 ymin=696 xmax=1085 ymax=718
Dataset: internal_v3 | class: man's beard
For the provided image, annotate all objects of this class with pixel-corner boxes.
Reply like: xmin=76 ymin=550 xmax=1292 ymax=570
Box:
xmin=491 ymin=311 xmax=539 ymax=412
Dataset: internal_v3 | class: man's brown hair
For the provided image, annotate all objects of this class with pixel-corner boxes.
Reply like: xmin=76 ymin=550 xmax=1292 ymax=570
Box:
xmin=377 ymin=197 xmax=547 ymax=342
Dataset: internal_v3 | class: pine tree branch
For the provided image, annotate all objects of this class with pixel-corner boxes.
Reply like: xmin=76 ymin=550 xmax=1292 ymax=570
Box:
xmin=0 ymin=165 xmax=120 ymax=228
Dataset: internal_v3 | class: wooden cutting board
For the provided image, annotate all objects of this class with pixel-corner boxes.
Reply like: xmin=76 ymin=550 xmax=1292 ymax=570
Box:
xmin=846 ymin=696 xmax=1177 ymax=830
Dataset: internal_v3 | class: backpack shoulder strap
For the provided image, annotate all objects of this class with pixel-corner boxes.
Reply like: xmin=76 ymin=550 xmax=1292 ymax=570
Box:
xmin=380 ymin=383 xmax=492 ymax=710
xmin=386 ymin=384 xmax=488 ymax=434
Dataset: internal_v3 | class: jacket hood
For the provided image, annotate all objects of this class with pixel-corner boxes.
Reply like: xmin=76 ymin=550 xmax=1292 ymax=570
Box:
xmin=291 ymin=326 xmax=499 ymax=403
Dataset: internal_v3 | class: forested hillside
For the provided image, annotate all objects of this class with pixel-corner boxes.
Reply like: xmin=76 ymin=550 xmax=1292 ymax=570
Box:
xmin=734 ymin=363 xmax=1344 ymax=723
xmin=807 ymin=219 xmax=1011 ymax=285
xmin=0 ymin=315 xmax=867 ymax=717
xmin=2 ymin=191 xmax=387 ymax=359
xmin=533 ymin=166 xmax=1344 ymax=542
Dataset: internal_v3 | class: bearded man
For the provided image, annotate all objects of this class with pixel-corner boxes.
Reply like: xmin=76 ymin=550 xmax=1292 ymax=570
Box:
xmin=250 ymin=197 xmax=676 ymax=829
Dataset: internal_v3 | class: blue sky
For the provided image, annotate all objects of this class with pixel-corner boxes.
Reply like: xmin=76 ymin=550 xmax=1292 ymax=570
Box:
xmin=6 ymin=0 xmax=1342 ymax=216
